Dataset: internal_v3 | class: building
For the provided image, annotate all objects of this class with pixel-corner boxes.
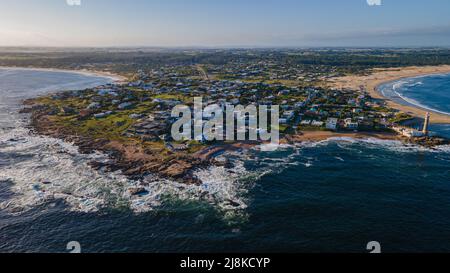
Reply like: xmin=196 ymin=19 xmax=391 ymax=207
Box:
xmin=326 ymin=118 xmax=338 ymax=130
xmin=301 ymin=120 xmax=312 ymax=125
xmin=423 ymin=112 xmax=430 ymax=135
xmin=283 ymin=110 xmax=295 ymax=121
xmin=393 ymin=126 xmax=425 ymax=138
xmin=311 ymin=120 xmax=324 ymax=127
xmin=344 ymin=118 xmax=359 ymax=130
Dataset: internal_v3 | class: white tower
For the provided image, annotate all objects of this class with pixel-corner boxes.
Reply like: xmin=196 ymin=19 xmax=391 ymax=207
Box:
xmin=422 ymin=112 xmax=430 ymax=136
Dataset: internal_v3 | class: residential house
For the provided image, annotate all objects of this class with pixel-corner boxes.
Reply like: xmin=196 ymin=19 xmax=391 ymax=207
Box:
xmin=326 ymin=118 xmax=338 ymax=130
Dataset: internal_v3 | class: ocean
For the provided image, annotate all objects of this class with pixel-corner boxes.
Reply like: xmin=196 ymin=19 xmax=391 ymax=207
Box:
xmin=1 ymin=69 xmax=450 ymax=253
xmin=378 ymin=73 xmax=450 ymax=138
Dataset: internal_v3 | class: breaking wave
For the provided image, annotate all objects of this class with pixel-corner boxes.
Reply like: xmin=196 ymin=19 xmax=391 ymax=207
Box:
xmin=379 ymin=74 xmax=450 ymax=116
xmin=0 ymin=125 xmax=262 ymax=219
xmin=393 ymin=90 xmax=450 ymax=116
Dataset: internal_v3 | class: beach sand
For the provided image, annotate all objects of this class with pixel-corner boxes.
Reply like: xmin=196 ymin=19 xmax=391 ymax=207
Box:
xmin=287 ymin=131 xmax=399 ymax=143
xmin=328 ymin=65 xmax=450 ymax=124
xmin=194 ymin=131 xmax=400 ymax=161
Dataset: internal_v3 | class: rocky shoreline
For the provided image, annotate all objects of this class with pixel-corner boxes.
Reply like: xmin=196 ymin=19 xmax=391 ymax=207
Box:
xmin=22 ymin=101 xmax=450 ymax=187
xmin=22 ymin=103 xmax=213 ymax=185
xmin=404 ymin=136 xmax=449 ymax=148
xmin=23 ymin=101 xmax=269 ymax=186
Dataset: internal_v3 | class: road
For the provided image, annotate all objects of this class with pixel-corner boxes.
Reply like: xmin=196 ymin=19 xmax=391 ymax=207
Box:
xmin=196 ymin=65 xmax=210 ymax=81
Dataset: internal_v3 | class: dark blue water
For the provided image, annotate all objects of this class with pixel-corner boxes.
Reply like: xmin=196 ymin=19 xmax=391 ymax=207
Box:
xmin=379 ymin=73 xmax=450 ymax=138
xmin=2 ymin=141 xmax=450 ymax=253
xmin=2 ymin=69 xmax=450 ymax=253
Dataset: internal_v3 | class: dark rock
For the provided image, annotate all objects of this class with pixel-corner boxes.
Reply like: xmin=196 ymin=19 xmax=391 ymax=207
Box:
xmin=227 ymin=199 xmax=241 ymax=207
xmin=407 ymin=137 xmax=450 ymax=147
xmin=129 ymin=187 xmax=149 ymax=196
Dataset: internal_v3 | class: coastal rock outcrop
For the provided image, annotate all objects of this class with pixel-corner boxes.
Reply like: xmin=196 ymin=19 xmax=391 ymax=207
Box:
xmin=405 ymin=136 xmax=449 ymax=148
xmin=24 ymin=104 xmax=209 ymax=185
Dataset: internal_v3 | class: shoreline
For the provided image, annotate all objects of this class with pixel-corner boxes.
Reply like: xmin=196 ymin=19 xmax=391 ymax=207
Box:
xmin=24 ymin=99 xmax=448 ymax=185
xmin=0 ymin=66 xmax=128 ymax=84
xmin=328 ymin=65 xmax=450 ymax=124
xmin=375 ymin=74 xmax=450 ymax=117
xmin=286 ymin=131 xmax=400 ymax=143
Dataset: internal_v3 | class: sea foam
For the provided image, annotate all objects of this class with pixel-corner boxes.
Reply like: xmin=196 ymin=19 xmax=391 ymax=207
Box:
xmin=0 ymin=124 xmax=258 ymax=218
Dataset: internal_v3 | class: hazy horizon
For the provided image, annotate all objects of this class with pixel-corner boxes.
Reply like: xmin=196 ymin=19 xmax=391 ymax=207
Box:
xmin=1 ymin=0 xmax=450 ymax=48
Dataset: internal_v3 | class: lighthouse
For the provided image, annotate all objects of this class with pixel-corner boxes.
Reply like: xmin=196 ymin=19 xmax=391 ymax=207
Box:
xmin=422 ymin=112 xmax=430 ymax=136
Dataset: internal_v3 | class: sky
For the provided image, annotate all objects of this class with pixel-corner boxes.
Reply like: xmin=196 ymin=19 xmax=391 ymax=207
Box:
xmin=1 ymin=0 xmax=450 ymax=47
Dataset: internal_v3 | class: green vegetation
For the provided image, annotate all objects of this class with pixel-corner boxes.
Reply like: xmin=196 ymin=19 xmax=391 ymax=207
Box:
xmin=389 ymin=112 xmax=413 ymax=123
xmin=3 ymin=48 xmax=450 ymax=76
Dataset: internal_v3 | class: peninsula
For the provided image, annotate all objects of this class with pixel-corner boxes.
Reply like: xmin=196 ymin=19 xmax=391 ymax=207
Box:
xmin=18 ymin=49 xmax=450 ymax=185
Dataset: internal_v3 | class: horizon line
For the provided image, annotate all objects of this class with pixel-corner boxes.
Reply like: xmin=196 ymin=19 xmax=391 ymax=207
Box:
xmin=1 ymin=45 xmax=450 ymax=50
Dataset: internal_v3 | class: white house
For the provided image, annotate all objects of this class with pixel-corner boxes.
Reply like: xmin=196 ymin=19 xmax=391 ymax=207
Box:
xmin=344 ymin=118 xmax=359 ymax=130
xmin=326 ymin=118 xmax=338 ymax=130
xmin=311 ymin=120 xmax=324 ymax=127
xmin=301 ymin=120 xmax=312 ymax=125
xmin=283 ymin=110 xmax=295 ymax=121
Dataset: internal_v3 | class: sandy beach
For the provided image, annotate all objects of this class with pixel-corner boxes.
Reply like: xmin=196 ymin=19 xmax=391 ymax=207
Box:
xmin=287 ymin=131 xmax=399 ymax=143
xmin=328 ymin=65 xmax=450 ymax=124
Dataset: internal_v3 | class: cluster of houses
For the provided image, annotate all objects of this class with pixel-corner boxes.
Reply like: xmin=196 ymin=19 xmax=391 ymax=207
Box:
xmin=125 ymin=111 xmax=173 ymax=142
xmin=205 ymin=57 xmax=344 ymax=83
xmin=46 ymin=63 xmax=405 ymax=147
